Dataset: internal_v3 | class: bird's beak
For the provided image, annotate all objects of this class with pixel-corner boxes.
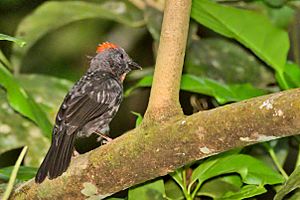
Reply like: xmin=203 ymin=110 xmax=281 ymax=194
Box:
xmin=129 ymin=61 xmax=142 ymax=70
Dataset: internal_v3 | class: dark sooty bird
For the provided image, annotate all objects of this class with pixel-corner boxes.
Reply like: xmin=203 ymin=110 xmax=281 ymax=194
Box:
xmin=35 ymin=42 xmax=141 ymax=183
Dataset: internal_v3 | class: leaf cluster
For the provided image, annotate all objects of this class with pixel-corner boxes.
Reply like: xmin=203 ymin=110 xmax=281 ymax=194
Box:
xmin=0 ymin=0 xmax=300 ymax=199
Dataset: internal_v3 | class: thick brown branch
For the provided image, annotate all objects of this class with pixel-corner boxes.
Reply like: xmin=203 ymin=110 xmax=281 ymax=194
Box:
xmin=13 ymin=88 xmax=300 ymax=200
xmin=144 ymin=0 xmax=191 ymax=121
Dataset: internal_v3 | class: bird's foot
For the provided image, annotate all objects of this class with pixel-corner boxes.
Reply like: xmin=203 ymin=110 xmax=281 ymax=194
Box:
xmin=73 ymin=150 xmax=80 ymax=157
xmin=95 ymin=131 xmax=112 ymax=145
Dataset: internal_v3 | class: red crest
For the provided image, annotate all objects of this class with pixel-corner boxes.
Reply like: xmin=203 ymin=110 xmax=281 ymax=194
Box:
xmin=96 ymin=42 xmax=118 ymax=53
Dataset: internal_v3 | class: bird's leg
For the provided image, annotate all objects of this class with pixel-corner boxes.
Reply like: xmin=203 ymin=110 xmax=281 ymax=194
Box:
xmin=73 ymin=150 xmax=80 ymax=157
xmin=94 ymin=131 xmax=113 ymax=144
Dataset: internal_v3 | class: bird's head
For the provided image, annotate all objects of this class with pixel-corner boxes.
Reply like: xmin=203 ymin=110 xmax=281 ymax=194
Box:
xmin=89 ymin=42 xmax=141 ymax=80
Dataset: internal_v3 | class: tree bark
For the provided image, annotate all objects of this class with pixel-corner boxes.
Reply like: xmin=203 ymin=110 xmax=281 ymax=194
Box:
xmin=11 ymin=0 xmax=299 ymax=199
xmin=144 ymin=0 xmax=191 ymax=121
xmin=12 ymin=88 xmax=300 ymax=199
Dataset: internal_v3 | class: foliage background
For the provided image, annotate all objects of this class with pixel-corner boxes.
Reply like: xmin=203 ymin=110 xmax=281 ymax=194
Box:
xmin=1 ymin=0 xmax=300 ymax=199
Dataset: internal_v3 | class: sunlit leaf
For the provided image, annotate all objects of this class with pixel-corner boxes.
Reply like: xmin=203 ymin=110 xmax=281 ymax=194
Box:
xmin=268 ymin=6 xmax=295 ymax=29
xmin=170 ymin=168 xmax=185 ymax=191
xmin=18 ymin=74 xmax=73 ymax=120
xmin=220 ymin=185 xmax=266 ymax=200
xmin=197 ymin=175 xmax=242 ymax=198
xmin=11 ymin=0 xmax=144 ymax=70
xmin=264 ymin=0 xmax=287 ymax=8
xmin=2 ymin=146 xmax=27 ymax=200
xmin=131 ymin=111 xmax=143 ymax=127
xmin=191 ymin=154 xmax=284 ymax=187
xmin=275 ymin=62 xmax=300 ymax=89
xmin=0 ymin=90 xmax=49 ymax=166
xmin=0 ymin=74 xmax=72 ymax=166
xmin=164 ymin=179 xmax=184 ymax=200
xmin=0 ymin=33 xmax=26 ymax=47
xmin=185 ymin=39 xmax=275 ymax=88
xmin=0 ymin=166 xmax=37 ymax=181
xmin=126 ymin=74 xmax=267 ymax=104
xmin=0 ymin=50 xmax=13 ymax=70
xmin=274 ymin=165 xmax=300 ymax=200
xmin=0 ymin=63 xmax=52 ymax=137
xmin=197 ymin=176 xmax=268 ymax=199
xmin=128 ymin=179 xmax=165 ymax=200
xmin=191 ymin=0 xmax=289 ymax=73
xmin=145 ymin=7 xmax=163 ymax=41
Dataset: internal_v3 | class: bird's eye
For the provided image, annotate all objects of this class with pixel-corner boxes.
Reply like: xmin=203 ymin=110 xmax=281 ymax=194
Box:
xmin=120 ymin=54 xmax=124 ymax=59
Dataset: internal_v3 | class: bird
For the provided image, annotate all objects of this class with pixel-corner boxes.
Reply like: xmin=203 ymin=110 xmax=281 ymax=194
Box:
xmin=35 ymin=42 xmax=141 ymax=183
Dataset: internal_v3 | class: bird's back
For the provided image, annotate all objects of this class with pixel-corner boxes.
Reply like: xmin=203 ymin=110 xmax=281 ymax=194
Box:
xmin=35 ymin=70 xmax=123 ymax=183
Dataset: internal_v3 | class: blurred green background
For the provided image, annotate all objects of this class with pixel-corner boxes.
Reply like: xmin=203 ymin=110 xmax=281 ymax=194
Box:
xmin=1 ymin=0 xmax=300 ymax=199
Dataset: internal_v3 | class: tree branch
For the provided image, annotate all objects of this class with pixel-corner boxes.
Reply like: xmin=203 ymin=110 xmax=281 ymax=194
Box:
xmin=12 ymin=88 xmax=300 ymax=199
xmin=11 ymin=1 xmax=299 ymax=199
xmin=144 ymin=0 xmax=191 ymax=121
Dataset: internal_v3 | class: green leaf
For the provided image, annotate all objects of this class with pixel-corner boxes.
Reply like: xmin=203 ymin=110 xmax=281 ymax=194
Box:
xmin=128 ymin=179 xmax=165 ymax=200
xmin=276 ymin=62 xmax=300 ymax=89
xmin=287 ymin=190 xmax=300 ymax=200
xmin=274 ymin=165 xmax=300 ymax=200
xmin=0 ymin=74 xmax=72 ymax=166
xmin=264 ymin=0 xmax=287 ymax=8
xmin=18 ymin=74 xmax=73 ymax=120
xmin=181 ymin=75 xmax=266 ymax=104
xmin=126 ymin=74 xmax=266 ymax=104
xmin=170 ymin=168 xmax=185 ymax=191
xmin=131 ymin=111 xmax=143 ymax=127
xmin=197 ymin=175 xmax=243 ymax=198
xmin=185 ymin=38 xmax=275 ymax=88
xmin=0 ymin=33 xmax=26 ymax=47
xmin=11 ymin=0 xmax=144 ymax=70
xmin=0 ymin=63 xmax=52 ymax=137
xmin=191 ymin=154 xmax=285 ymax=187
xmin=197 ymin=175 xmax=267 ymax=199
xmin=219 ymin=185 xmax=267 ymax=200
xmin=268 ymin=6 xmax=295 ymax=29
xmin=0 ymin=90 xmax=49 ymax=166
xmin=0 ymin=50 xmax=13 ymax=70
xmin=164 ymin=179 xmax=184 ymax=200
xmin=2 ymin=146 xmax=27 ymax=200
xmin=191 ymin=0 xmax=289 ymax=73
xmin=0 ymin=166 xmax=37 ymax=181
xmin=145 ymin=7 xmax=163 ymax=41
xmin=125 ymin=75 xmax=153 ymax=97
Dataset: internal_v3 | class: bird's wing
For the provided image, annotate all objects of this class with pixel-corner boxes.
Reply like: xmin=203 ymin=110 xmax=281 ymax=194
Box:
xmin=35 ymin=74 xmax=122 ymax=183
xmin=55 ymin=74 xmax=123 ymax=137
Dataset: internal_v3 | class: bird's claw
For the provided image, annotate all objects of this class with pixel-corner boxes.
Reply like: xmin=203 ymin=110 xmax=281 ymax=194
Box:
xmin=95 ymin=131 xmax=112 ymax=145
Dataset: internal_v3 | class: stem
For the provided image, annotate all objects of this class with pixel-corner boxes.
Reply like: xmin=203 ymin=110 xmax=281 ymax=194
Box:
xmin=128 ymin=0 xmax=145 ymax=10
xmin=294 ymin=136 xmax=300 ymax=167
xmin=182 ymin=169 xmax=187 ymax=190
xmin=12 ymin=88 xmax=300 ymax=199
xmin=291 ymin=18 xmax=300 ymax=66
xmin=181 ymin=169 xmax=193 ymax=200
xmin=0 ymin=50 xmax=13 ymax=70
xmin=145 ymin=0 xmax=165 ymax=11
xmin=144 ymin=0 xmax=192 ymax=121
xmin=296 ymin=143 xmax=300 ymax=167
xmin=277 ymin=72 xmax=289 ymax=90
xmin=2 ymin=146 xmax=28 ymax=200
xmin=191 ymin=181 xmax=202 ymax=199
xmin=264 ymin=143 xmax=289 ymax=180
xmin=182 ymin=188 xmax=192 ymax=200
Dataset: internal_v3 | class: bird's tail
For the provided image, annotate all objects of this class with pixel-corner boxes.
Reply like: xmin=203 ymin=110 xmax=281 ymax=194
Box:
xmin=35 ymin=131 xmax=76 ymax=183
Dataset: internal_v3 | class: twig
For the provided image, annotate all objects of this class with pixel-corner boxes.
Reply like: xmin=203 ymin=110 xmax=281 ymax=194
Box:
xmin=144 ymin=0 xmax=192 ymax=121
xmin=2 ymin=146 xmax=28 ymax=200
xmin=12 ymin=88 xmax=300 ymax=199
